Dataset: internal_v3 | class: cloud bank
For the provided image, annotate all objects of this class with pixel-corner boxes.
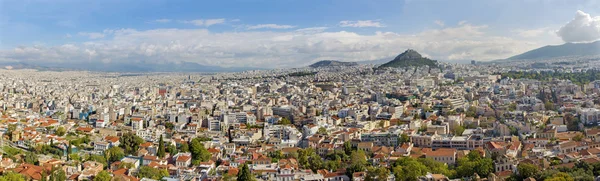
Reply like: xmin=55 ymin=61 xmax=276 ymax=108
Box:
xmin=0 ymin=22 xmax=544 ymax=68
xmin=339 ymin=20 xmax=384 ymax=28
xmin=556 ymin=10 xmax=600 ymax=43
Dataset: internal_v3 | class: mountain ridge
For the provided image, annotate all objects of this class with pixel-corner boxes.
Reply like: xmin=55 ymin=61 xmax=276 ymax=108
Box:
xmin=0 ymin=61 xmax=262 ymax=72
xmin=309 ymin=60 xmax=358 ymax=68
xmin=506 ymin=41 xmax=600 ymax=60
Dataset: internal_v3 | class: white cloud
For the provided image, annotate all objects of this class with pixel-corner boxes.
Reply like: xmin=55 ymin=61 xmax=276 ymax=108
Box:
xmin=556 ymin=10 xmax=600 ymax=43
xmin=154 ymin=19 xmax=172 ymax=23
xmin=182 ymin=19 xmax=226 ymax=27
xmin=247 ymin=24 xmax=296 ymax=30
xmin=434 ymin=20 xmax=445 ymax=27
xmin=0 ymin=23 xmax=544 ymax=68
xmin=77 ymin=32 xmax=105 ymax=39
xmin=513 ymin=27 xmax=549 ymax=38
xmin=339 ymin=20 xmax=384 ymax=28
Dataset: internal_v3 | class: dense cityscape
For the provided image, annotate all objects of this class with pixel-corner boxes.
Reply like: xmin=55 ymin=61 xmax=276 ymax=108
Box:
xmin=2 ymin=1 xmax=600 ymax=181
xmin=1 ymin=50 xmax=600 ymax=181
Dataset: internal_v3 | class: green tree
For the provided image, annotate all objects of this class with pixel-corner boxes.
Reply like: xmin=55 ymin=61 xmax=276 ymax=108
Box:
xmin=24 ymin=152 xmax=39 ymax=165
xmin=317 ymin=127 xmax=327 ymax=135
xmin=573 ymin=134 xmax=584 ymax=141
xmin=190 ymin=138 xmax=210 ymax=165
xmin=137 ymin=166 xmax=169 ymax=180
xmin=6 ymin=124 xmax=17 ymax=140
xmin=119 ymin=132 xmax=144 ymax=155
xmin=94 ymin=171 xmax=112 ymax=181
xmin=180 ymin=143 xmax=190 ymax=152
xmin=466 ymin=106 xmax=477 ymax=117
xmin=0 ymin=171 xmax=26 ymax=181
xmin=325 ymin=159 xmax=341 ymax=171
xmin=88 ymin=154 xmax=108 ymax=168
xmin=157 ymin=135 xmax=166 ymax=158
xmin=280 ymin=117 xmax=291 ymax=125
xmin=508 ymin=103 xmax=517 ymax=111
xmin=343 ymin=141 xmax=353 ymax=155
xmin=365 ymin=166 xmax=389 ymax=181
xmin=545 ymin=101 xmax=555 ymax=111
xmin=222 ymin=173 xmax=235 ymax=181
xmin=164 ymin=122 xmax=175 ymax=130
xmin=517 ymin=163 xmax=539 ymax=179
xmin=166 ymin=144 xmax=177 ymax=155
xmin=545 ymin=172 xmax=574 ymax=181
xmin=392 ymin=157 xmax=429 ymax=181
xmin=346 ymin=150 xmax=368 ymax=178
xmin=455 ymin=151 xmax=493 ymax=178
xmin=106 ymin=146 xmax=125 ymax=162
xmin=55 ymin=127 xmax=66 ymax=136
xmin=237 ymin=163 xmax=254 ymax=181
xmin=399 ymin=134 xmax=410 ymax=145
xmin=49 ymin=168 xmax=67 ymax=181
xmin=453 ymin=126 xmax=465 ymax=136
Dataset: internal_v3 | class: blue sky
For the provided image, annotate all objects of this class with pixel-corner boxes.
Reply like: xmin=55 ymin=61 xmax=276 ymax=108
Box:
xmin=1 ymin=0 xmax=599 ymax=68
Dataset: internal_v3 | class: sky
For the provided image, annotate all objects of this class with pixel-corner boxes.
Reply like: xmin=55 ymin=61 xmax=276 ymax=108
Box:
xmin=0 ymin=0 xmax=599 ymax=68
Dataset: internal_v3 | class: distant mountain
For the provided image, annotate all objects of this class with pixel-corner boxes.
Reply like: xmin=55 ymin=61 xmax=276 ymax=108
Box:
xmin=309 ymin=60 xmax=358 ymax=68
xmin=379 ymin=49 xmax=439 ymax=68
xmin=0 ymin=61 xmax=262 ymax=72
xmin=507 ymin=41 xmax=600 ymax=60
xmin=357 ymin=58 xmax=391 ymax=65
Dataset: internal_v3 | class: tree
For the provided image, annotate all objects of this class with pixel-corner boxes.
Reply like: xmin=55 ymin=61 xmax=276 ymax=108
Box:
xmin=0 ymin=171 xmax=26 ymax=181
xmin=346 ymin=150 xmax=368 ymax=178
xmin=455 ymin=151 xmax=493 ymax=178
xmin=166 ymin=144 xmax=177 ymax=155
xmin=94 ymin=171 xmax=112 ymax=181
xmin=6 ymin=124 xmax=17 ymax=140
xmin=157 ymin=135 xmax=166 ymax=158
xmin=343 ymin=141 xmax=353 ymax=155
xmin=466 ymin=106 xmax=477 ymax=117
xmin=545 ymin=172 xmax=574 ymax=181
xmin=55 ymin=127 xmax=66 ymax=136
xmin=517 ymin=163 xmax=539 ymax=179
xmin=237 ymin=163 xmax=254 ymax=181
xmin=137 ymin=166 xmax=169 ymax=180
xmin=190 ymin=138 xmax=210 ymax=165
xmin=180 ymin=143 xmax=189 ymax=152
xmin=325 ymin=159 xmax=341 ymax=171
xmin=453 ymin=126 xmax=465 ymax=136
xmin=365 ymin=167 xmax=389 ymax=181
xmin=24 ymin=152 xmax=39 ymax=165
xmin=106 ymin=146 xmax=125 ymax=162
xmin=573 ymin=134 xmax=584 ymax=141
xmin=88 ymin=154 xmax=108 ymax=168
xmin=280 ymin=117 xmax=291 ymax=125
xmin=222 ymin=173 xmax=235 ymax=181
xmin=119 ymin=132 xmax=144 ymax=155
xmin=164 ymin=122 xmax=175 ymax=130
xmin=49 ymin=168 xmax=67 ymax=181
xmin=392 ymin=157 xmax=429 ymax=181
xmin=545 ymin=101 xmax=555 ymax=111
xmin=508 ymin=103 xmax=517 ymax=111
xmin=317 ymin=127 xmax=327 ymax=135
xmin=118 ymin=162 xmax=135 ymax=169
